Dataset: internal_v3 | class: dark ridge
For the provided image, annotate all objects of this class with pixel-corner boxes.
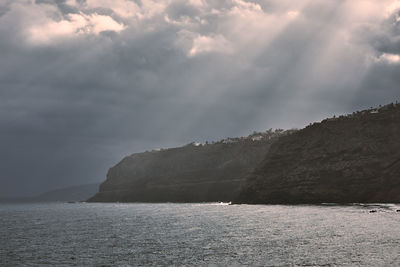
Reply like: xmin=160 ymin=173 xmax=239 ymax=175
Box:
xmin=0 ymin=183 xmax=100 ymax=203
xmin=235 ymin=102 xmax=400 ymax=204
xmin=87 ymin=130 xmax=294 ymax=203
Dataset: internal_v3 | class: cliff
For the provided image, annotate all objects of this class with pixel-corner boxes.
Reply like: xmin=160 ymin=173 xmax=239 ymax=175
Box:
xmin=236 ymin=103 xmax=400 ymax=204
xmin=88 ymin=130 xmax=291 ymax=202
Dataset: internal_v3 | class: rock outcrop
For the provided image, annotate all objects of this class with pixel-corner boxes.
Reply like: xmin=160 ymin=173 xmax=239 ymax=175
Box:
xmin=236 ymin=103 xmax=400 ymax=204
xmin=88 ymin=130 xmax=291 ymax=202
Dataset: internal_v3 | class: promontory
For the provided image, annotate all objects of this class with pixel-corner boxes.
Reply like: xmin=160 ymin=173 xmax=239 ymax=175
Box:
xmin=89 ymin=103 xmax=400 ymax=204
xmin=88 ymin=130 xmax=290 ymax=202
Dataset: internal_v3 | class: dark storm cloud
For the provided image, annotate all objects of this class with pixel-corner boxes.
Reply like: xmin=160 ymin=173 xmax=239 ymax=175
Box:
xmin=1 ymin=0 xmax=400 ymax=196
xmin=367 ymin=10 xmax=400 ymax=55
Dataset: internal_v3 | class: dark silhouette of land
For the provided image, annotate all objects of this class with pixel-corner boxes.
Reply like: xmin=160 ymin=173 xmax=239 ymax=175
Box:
xmin=0 ymin=183 xmax=100 ymax=203
xmin=236 ymin=103 xmax=400 ymax=204
xmin=88 ymin=130 xmax=292 ymax=202
xmin=89 ymin=103 xmax=400 ymax=204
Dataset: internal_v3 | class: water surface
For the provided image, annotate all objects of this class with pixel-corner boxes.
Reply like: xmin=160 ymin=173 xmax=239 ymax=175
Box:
xmin=1 ymin=203 xmax=399 ymax=266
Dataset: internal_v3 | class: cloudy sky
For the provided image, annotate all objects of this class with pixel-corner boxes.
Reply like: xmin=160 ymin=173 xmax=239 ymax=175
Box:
xmin=1 ymin=0 xmax=400 ymax=197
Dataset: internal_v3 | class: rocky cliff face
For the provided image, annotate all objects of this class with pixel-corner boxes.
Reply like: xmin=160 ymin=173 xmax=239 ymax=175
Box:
xmin=88 ymin=131 xmax=290 ymax=202
xmin=236 ymin=103 xmax=400 ymax=204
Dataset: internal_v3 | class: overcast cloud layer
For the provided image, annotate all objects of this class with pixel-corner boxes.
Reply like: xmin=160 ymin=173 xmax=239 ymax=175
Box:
xmin=1 ymin=0 xmax=400 ymax=196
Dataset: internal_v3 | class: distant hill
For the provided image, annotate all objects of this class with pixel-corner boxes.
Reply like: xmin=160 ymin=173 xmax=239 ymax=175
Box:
xmin=0 ymin=183 xmax=100 ymax=203
xmin=88 ymin=130 xmax=294 ymax=203
xmin=236 ymin=103 xmax=400 ymax=204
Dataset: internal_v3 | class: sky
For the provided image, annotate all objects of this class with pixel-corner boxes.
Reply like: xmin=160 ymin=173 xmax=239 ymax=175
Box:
xmin=1 ymin=0 xmax=400 ymax=197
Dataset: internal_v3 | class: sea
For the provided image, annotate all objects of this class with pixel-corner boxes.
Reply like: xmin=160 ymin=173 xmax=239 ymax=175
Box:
xmin=0 ymin=202 xmax=399 ymax=266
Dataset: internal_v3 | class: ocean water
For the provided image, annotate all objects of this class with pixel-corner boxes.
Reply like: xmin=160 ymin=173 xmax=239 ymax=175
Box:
xmin=0 ymin=203 xmax=399 ymax=266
